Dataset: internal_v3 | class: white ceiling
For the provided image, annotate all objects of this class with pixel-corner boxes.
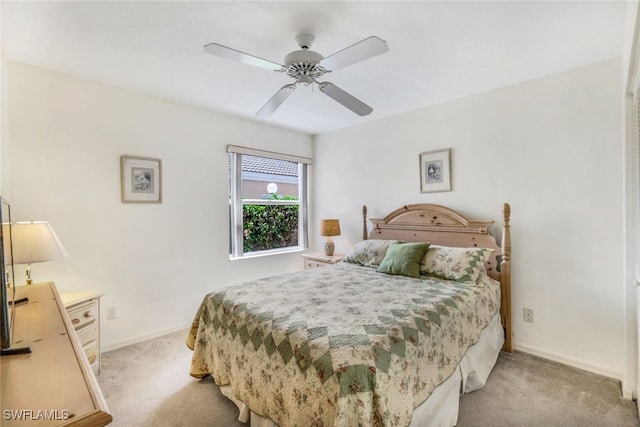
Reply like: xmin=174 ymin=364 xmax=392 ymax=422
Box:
xmin=2 ymin=1 xmax=627 ymax=135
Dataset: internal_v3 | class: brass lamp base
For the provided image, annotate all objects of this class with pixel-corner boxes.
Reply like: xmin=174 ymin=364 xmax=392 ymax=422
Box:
xmin=25 ymin=264 xmax=33 ymax=285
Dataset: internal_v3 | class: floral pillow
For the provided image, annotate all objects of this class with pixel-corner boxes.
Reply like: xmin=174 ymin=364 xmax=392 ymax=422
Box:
xmin=420 ymin=245 xmax=494 ymax=283
xmin=343 ymin=239 xmax=402 ymax=268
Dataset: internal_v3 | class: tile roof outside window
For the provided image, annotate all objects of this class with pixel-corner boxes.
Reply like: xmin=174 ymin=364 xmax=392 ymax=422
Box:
xmin=229 ymin=154 xmax=298 ymax=177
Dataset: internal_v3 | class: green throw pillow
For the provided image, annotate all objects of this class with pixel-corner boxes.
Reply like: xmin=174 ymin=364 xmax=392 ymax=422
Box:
xmin=377 ymin=242 xmax=430 ymax=278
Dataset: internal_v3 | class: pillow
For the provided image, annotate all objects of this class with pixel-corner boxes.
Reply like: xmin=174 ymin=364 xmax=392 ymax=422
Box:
xmin=420 ymin=245 xmax=494 ymax=283
xmin=376 ymin=242 xmax=431 ymax=278
xmin=343 ymin=239 xmax=401 ymax=268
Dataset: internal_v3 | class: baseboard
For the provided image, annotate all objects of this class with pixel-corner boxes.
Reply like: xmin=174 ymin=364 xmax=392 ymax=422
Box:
xmin=623 ymin=389 xmax=635 ymax=400
xmin=100 ymin=322 xmax=191 ymax=353
xmin=513 ymin=341 xmax=625 ymax=387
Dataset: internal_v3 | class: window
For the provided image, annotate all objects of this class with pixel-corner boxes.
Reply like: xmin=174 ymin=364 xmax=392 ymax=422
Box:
xmin=228 ymin=145 xmax=310 ymax=258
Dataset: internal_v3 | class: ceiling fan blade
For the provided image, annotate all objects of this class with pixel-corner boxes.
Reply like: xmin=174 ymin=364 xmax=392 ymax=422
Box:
xmin=318 ymin=82 xmax=373 ymax=116
xmin=320 ymin=36 xmax=388 ymax=71
xmin=204 ymin=43 xmax=283 ymax=71
xmin=256 ymin=84 xmax=296 ymax=118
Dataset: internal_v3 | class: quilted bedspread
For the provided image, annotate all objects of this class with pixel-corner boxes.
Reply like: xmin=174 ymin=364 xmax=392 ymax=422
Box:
xmin=187 ymin=262 xmax=500 ymax=427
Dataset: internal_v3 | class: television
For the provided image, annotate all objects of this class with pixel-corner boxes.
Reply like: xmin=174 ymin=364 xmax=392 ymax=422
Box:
xmin=0 ymin=196 xmax=30 ymax=355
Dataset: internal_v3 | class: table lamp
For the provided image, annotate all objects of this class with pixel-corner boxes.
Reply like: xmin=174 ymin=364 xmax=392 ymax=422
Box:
xmin=12 ymin=221 xmax=68 ymax=285
xmin=319 ymin=219 xmax=341 ymax=256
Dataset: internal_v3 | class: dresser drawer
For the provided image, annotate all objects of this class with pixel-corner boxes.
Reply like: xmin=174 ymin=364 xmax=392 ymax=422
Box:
xmin=61 ymin=290 xmax=104 ymax=375
xmin=67 ymin=300 xmax=98 ymax=330
xmin=305 ymin=260 xmax=324 ymax=269
xmin=302 ymin=253 xmax=344 ymax=269
xmin=83 ymin=340 xmax=98 ymax=365
xmin=76 ymin=322 xmax=97 ymax=347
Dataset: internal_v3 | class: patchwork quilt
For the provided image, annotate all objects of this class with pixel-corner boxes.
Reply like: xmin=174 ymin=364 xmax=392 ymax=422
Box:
xmin=187 ymin=262 xmax=500 ymax=427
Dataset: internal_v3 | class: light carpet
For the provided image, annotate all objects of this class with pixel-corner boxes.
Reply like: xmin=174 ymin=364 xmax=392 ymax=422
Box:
xmin=98 ymin=329 xmax=639 ymax=427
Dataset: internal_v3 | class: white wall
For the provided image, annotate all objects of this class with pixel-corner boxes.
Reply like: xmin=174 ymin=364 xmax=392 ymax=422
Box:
xmin=622 ymin=0 xmax=640 ymax=402
xmin=0 ymin=0 xmax=7 ymax=195
xmin=622 ymin=0 xmax=640 ymax=400
xmin=314 ymin=60 xmax=625 ymax=383
xmin=7 ymin=61 xmax=312 ymax=349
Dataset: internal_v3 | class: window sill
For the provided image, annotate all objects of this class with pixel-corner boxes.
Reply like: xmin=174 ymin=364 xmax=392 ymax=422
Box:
xmin=229 ymin=246 xmax=305 ymax=261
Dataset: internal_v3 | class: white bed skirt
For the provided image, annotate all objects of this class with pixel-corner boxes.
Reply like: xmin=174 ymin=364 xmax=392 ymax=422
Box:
xmin=219 ymin=312 xmax=504 ymax=427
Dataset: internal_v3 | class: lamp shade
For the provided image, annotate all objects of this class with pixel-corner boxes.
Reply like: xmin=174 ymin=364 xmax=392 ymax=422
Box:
xmin=12 ymin=221 xmax=69 ymax=265
xmin=319 ymin=219 xmax=341 ymax=237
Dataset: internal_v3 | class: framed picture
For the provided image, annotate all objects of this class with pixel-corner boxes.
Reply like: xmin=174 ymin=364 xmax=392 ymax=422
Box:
xmin=120 ymin=155 xmax=162 ymax=203
xmin=419 ymin=149 xmax=451 ymax=193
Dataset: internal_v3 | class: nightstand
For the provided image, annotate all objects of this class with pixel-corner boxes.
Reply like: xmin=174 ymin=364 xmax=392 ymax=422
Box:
xmin=302 ymin=252 xmax=344 ymax=269
xmin=60 ymin=290 xmax=104 ymax=375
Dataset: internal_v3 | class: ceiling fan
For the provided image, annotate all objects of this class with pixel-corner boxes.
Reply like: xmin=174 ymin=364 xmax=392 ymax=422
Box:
xmin=204 ymin=34 xmax=388 ymax=118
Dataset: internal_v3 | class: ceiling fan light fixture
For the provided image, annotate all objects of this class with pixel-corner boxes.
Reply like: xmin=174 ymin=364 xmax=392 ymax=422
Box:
xmin=297 ymin=75 xmax=313 ymax=86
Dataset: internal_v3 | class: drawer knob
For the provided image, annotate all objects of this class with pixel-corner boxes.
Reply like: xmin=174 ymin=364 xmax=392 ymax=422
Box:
xmin=72 ymin=319 xmax=80 ymax=325
xmin=83 ymin=311 xmax=93 ymax=318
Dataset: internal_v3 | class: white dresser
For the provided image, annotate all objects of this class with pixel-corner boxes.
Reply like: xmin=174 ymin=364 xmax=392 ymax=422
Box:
xmin=60 ymin=290 xmax=104 ymax=375
xmin=1 ymin=282 xmax=111 ymax=426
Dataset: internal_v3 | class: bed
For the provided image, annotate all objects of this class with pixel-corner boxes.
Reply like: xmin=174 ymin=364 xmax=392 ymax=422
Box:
xmin=187 ymin=203 xmax=512 ymax=427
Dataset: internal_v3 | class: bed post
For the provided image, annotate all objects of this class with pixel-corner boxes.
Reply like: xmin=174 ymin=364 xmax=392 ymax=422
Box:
xmin=501 ymin=203 xmax=513 ymax=352
xmin=362 ymin=205 xmax=368 ymax=240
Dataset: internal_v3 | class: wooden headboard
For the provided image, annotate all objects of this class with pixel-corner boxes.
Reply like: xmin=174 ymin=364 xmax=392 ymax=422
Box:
xmin=362 ymin=203 xmax=512 ymax=352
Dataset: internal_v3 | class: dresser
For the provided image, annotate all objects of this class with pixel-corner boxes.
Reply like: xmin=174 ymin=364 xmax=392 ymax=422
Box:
xmin=60 ymin=290 xmax=103 ymax=375
xmin=301 ymin=252 xmax=344 ymax=269
xmin=0 ymin=282 xmax=112 ymax=426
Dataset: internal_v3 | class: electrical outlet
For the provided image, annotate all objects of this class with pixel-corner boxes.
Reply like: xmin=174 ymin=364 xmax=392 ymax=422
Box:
xmin=523 ymin=308 xmax=534 ymax=323
xmin=106 ymin=306 xmax=117 ymax=320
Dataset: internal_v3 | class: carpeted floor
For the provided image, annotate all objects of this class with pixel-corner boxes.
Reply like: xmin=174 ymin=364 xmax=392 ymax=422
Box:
xmin=98 ymin=329 xmax=639 ymax=427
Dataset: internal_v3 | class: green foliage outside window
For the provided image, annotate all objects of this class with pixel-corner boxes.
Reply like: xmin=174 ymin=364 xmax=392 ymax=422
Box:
xmin=243 ymin=195 xmax=299 ymax=252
